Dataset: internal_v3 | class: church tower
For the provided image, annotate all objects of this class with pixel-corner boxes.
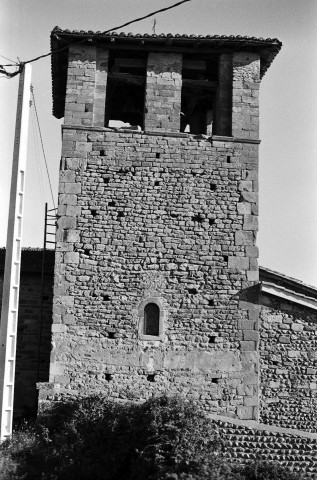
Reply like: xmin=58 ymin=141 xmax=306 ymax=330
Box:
xmin=38 ymin=28 xmax=281 ymax=420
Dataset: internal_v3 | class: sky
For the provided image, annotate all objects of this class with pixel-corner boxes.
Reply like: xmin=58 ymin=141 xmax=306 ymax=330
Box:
xmin=0 ymin=0 xmax=317 ymax=286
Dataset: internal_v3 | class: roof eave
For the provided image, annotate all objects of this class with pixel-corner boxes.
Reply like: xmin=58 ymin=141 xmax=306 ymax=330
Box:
xmin=50 ymin=27 xmax=282 ymax=119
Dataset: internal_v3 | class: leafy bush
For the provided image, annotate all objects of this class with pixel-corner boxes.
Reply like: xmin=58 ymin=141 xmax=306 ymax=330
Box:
xmin=0 ymin=395 xmax=304 ymax=480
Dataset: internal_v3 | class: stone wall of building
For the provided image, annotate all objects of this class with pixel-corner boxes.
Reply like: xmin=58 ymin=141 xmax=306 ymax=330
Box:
xmin=232 ymin=52 xmax=260 ymax=140
xmin=144 ymin=53 xmax=182 ymax=132
xmin=64 ymin=44 xmax=108 ymax=128
xmin=40 ymin=126 xmax=261 ymax=420
xmin=259 ymin=292 xmax=317 ymax=432
xmin=40 ymin=40 xmax=269 ymax=420
xmin=0 ymin=249 xmax=54 ymax=417
xmin=211 ymin=415 xmax=317 ymax=479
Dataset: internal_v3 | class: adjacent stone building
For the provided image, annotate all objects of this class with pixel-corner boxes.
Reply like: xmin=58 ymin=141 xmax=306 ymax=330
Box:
xmin=35 ymin=28 xmax=285 ymax=421
xmin=0 ymin=249 xmax=54 ymax=417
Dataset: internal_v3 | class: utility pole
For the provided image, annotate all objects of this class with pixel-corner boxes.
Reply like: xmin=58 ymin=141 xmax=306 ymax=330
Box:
xmin=0 ymin=63 xmax=31 ymax=441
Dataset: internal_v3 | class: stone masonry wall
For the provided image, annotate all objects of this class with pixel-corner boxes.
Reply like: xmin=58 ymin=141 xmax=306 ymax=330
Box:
xmin=40 ymin=127 xmax=261 ymax=420
xmin=213 ymin=416 xmax=317 ymax=479
xmin=215 ymin=54 xmax=232 ymax=136
xmin=232 ymin=52 xmax=260 ymax=140
xmin=259 ymin=292 xmax=317 ymax=432
xmin=64 ymin=44 xmax=108 ymax=128
xmin=0 ymin=271 xmax=53 ymax=417
xmin=144 ymin=53 xmax=182 ymax=132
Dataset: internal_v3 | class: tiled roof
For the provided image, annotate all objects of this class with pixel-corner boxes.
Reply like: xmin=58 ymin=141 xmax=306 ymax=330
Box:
xmin=51 ymin=27 xmax=282 ymax=118
xmin=0 ymin=248 xmax=55 ymax=274
xmin=52 ymin=28 xmax=282 ymax=44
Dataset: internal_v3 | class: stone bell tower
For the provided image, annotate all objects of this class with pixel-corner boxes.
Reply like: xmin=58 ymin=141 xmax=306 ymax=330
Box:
xmin=38 ymin=28 xmax=281 ymax=420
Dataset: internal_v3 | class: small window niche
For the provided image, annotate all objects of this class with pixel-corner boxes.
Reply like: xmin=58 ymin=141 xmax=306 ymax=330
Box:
xmin=138 ymin=298 xmax=165 ymax=341
xmin=144 ymin=303 xmax=159 ymax=336
xmin=180 ymin=55 xmax=218 ymax=135
xmin=105 ymin=51 xmax=147 ymax=130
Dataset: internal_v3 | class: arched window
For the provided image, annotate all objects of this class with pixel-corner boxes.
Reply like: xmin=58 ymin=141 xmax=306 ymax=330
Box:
xmin=138 ymin=297 xmax=165 ymax=341
xmin=144 ymin=303 xmax=160 ymax=336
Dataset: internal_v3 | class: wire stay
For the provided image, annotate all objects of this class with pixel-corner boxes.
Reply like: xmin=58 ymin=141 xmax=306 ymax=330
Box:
xmin=0 ymin=0 xmax=192 ymax=72
xmin=30 ymin=85 xmax=56 ymax=209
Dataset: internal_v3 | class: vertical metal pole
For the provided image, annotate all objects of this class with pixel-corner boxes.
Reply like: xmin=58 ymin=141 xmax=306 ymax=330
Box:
xmin=37 ymin=203 xmax=48 ymax=382
xmin=0 ymin=64 xmax=32 ymax=441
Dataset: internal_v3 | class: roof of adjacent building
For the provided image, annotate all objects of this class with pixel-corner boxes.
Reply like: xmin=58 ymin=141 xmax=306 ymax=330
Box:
xmin=259 ymin=266 xmax=317 ymax=311
xmin=259 ymin=266 xmax=317 ymax=300
xmin=50 ymin=27 xmax=282 ymax=118
xmin=0 ymin=248 xmax=55 ymax=274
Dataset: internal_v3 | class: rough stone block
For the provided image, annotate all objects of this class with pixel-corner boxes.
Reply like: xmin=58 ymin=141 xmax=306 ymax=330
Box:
xmin=243 ymin=395 xmax=258 ymax=406
xmin=64 ymin=252 xmax=79 ymax=264
xmin=240 ymin=341 xmax=256 ymax=351
xmin=237 ymin=384 xmax=254 ymax=396
xmin=57 ymin=295 xmax=74 ymax=307
xmin=228 ymin=256 xmax=250 ymax=270
xmin=238 ymin=320 xmax=256 ymax=330
xmin=54 ymin=375 xmax=70 ymax=384
xmin=64 ymin=183 xmax=81 ymax=194
xmin=279 ymin=335 xmax=291 ymax=344
xmin=291 ymin=323 xmax=304 ymax=332
xmin=51 ymin=324 xmax=67 ymax=333
xmin=62 ymin=314 xmax=75 ymax=325
xmin=57 ymin=216 xmax=77 ymax=229
xmin=235 ymin=230 xmax=254 ymax=245
xmin=237 ymin=202 xmax=251 ymax=214
xmin=59 ymin=194 xmax=77 ymax=206
xmin=60 ymin=171 xmax=76 ymax=182
xmin=238 ymin=181 xmax=253 ymax=192
xmin=65 ymin=230 xmax=80 ymax=242
xmin=288 ymin=350 xmax=299 ymax=358
xmin=240 ymin=191 xmax=258 ymax=203
xmin=243 ymin=215 xmax=258 ymax=231
xmin=237 ymin=405 xmax=254 ymax=420
xmin=246 ymin=246 xmax=259 ymax=258
xmin=307 ymin=368 xmax=316 ymax=375
xmin=247 ymin=270 xmax=259 ymax=282
xmin=243 ymin=330 xmax=259 ymax=341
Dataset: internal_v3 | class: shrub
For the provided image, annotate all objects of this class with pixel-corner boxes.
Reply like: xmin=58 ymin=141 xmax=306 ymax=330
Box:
xmin=38 ymin=394 xmax=227 ymax=479
xmin=0 ymin=396 xmax=305 ymax=480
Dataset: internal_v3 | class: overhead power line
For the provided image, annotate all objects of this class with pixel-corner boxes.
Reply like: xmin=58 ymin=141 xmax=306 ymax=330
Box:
xmin=0 ymin=0 xmax=192 ymax=75
xmin=30 ymin=85 xmax=56 ymax=209
xmin=0 ymin=53 xmax=15 ymax=63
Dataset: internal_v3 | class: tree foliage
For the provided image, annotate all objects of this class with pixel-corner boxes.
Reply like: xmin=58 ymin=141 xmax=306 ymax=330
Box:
xmin=0 ymin=395 xmax=304 ymax=480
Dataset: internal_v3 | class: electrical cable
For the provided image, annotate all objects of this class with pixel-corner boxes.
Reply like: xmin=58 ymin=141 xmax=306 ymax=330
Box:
xmin=1 ymin=0 xmax=192 ymax=69
xmin=0 ymin=54 xmax=15 ymax=63
xmin=30 ymin=86 xmax=56 ymax=209
xmin=30 ymin=101 xmax=46 ymax=206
